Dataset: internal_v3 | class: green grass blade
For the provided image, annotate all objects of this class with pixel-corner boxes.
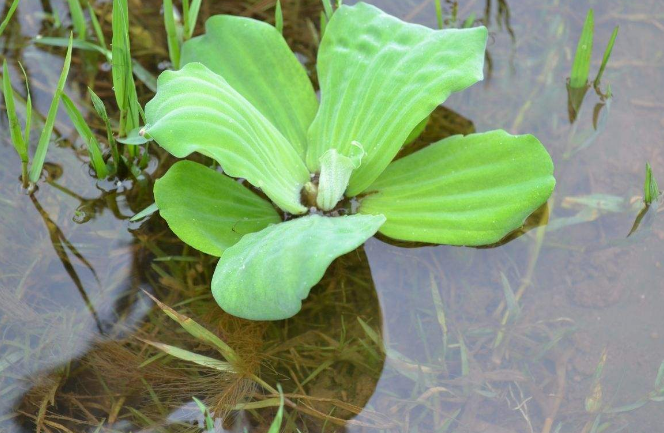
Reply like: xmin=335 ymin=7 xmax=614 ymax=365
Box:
xmin=29 ymin=34 xmax=74 ymax=182
xmin=275 ymin=0 xmax=283 ymax=34
xmin=434 ymin=0 xmax=443 ymax=29
xmin=35 ymin=36 xmax=109 ymax=57
xmin=266 ymin=385 xmax=285 ymax=433
xmin=644 ymin=162 xmax=660 ymax=205
xmin=192 ymin=397 xmax=215 ymax=431
xmin=142 ymin=291 xmax=239 ymax=364
xmin=18 ymin=63 xmax=31 ymax=146
xmin=570 ymin=9 xmax=593 ymax=88
xmin=2 ymin=60 xmax=27 ymax=161
xmin=112 ymin=0 xmax=140 ymax=137
xmin=185 ymin=0 xmax=203 ymax=40
xmin=321 ymin=0 xmax=333 ymax=19
xmin=593 ymin=26 xmax=618 ymax=88
xmin=0 ymin=0 xmax=21 ymax=38
xmin=66 ymin=0 xmax=87 ymax=39
xmin=60 ymin=93 xmax=108 ymax=178
xmin=137 ymin=338 xmax=236 ymax=372
xmin=88 ymin=4 xmax=107 ymax=48
xmin=162 ymin=0 xmax=181 ymax=69
xmin=89 ymin=87 xmax=120 ymax=169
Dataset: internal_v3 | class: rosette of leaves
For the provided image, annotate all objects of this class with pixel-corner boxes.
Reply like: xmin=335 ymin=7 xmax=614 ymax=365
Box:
xmin=145 ymin=2 xmax=555 ymax=321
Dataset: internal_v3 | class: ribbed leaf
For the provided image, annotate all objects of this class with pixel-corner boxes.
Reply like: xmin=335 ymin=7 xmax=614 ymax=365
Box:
xmin=306 ymin=2 xmax=487 ymax=196
xmin=359 ymin=130 xmax=555 ymax=246
xmin=154 ymin=161 xmax=281 ymax=257
xmin=145 ymin=63 xmax=310 ymax=215
xmin=181 ymin=15 xmax=318 ymax=158
xmin=212 ymin=214 xmax=385 ymax=320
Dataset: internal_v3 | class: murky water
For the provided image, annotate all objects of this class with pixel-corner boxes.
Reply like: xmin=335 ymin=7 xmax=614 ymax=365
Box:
xmin=1 ymin=0 xmax=663 ymax=432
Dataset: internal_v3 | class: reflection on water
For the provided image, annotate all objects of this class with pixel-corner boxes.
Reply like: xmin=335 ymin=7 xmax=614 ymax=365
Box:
xmin=1 ymin=0 xmax=664 ymax=432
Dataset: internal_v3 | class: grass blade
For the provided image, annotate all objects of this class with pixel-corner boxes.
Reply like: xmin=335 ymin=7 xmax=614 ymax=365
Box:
xmin=112 ymin=0 xmax=140 ymax=137
xmin=275 ymin=0 xmax=283 ymax=34
xmin=88 ymin=4 xmax=107 ymax=49
xmin=594 ymin=26 xmax=618 ymax=88
xmin=267 ymin=385 xmax=285 ymax=433
xmin=185 ymin=0 xmax=203 ymax=40
xmin=18 ymin=63 xmax=31 ymax=146
xmin=29 ymin=34 xmax=74 ymax=183
xmin=570 ymin=9 xmax=593 ymax=88
xmin=60 ymin=93 xmax=108 ymax=178
xmin=137 ymin=338 xmax=235 ymax=372
xmin=321 ymin=0 xmax=333 ymax=20
xmin=2 ymin=61 xmax=27 ymax=161
xmin=162 ymin=0 xmax=181 ymax=69
xmin=142 ymin=291 xmax=239 ymax=364
xmin=89 ymin=87 xmax=120 ymax=170
xmin=192 ymin=397 xmax=215 ymax=431
xmin=434 ymin=0 xmax=443 ymax=29
xmin=644 ymin=162 xmax=660 ymax=205
xmin=66 ymin=0 xmax=87 ymax=39
xmin=0 ymin=0 xmax=21 ymax=38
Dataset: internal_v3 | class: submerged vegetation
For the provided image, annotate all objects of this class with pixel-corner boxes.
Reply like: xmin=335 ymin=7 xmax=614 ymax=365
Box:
xmin=1 ymin=0 xmax=663 ymax=432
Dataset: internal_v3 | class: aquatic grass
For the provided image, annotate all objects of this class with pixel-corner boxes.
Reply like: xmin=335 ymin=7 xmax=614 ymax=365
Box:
xmin=163 ymin=0 xmax=180 ymax=69
xmin=275 ymin=0 xmax=283 ymax=35
xmin=570 ymin=10 xmax=593 ymax=89
xmin=594 ymin=26 xmax=619 ymax=89
xmin=88 ymin=4 xmax=107 ymax=49
xmin=0 ymin=0 xmax=21 ymax=38
xmin=29 ymin=34 xmax=74 ymax=183
xmin=60 ymin=93 xmax=108 ymax=178
xmin=2 ymin=60 xmax=29 ymax=186
xmin=435 ymin=0 xmax=443 ymax=29
xmin=112 ymin=0 xmax=140 ymax=142
xmin=65 ymin=0 xmax=87 ymax=40
xmin=643 ymin=162 xmax=660 ymax=205
xmin=89 ymin=87 xmax=121 ymax=170
xmin=183 ymin=0 xmax=203 ymax=40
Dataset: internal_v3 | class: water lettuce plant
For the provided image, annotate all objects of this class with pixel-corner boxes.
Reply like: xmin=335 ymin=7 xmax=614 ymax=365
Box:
xmin=145 ymin=2 xmax=555 ymax=321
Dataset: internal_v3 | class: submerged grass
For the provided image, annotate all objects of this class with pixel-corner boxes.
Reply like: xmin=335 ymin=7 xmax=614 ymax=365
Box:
xmin=0 ymin=0 xmax=21 ymax=38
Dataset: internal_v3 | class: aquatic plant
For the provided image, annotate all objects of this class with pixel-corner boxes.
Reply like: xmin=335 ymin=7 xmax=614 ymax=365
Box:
xmin=145 ymin=2 xmax=555 ymax=320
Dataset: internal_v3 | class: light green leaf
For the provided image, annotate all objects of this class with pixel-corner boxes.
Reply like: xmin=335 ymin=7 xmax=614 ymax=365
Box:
xmin=212 ymin=214 xmax=385 ymax=320
xmin=316 ymin=143 xmax=363 ymax=211
xmin=306 ymin=2 xmax=487 ymax=196
xmin=570 ymin=9 xmax=593 ymax=89
xmin=138 ymin=338 xmax=235 ymax=372
xmin=359 ymin=130 xmax=555 ymax=246
xmin=145 ymin=63 xmax=310 ymax=215
xmin=29 ymin=34 xmax=74 ymax=183
xmin=154 ymin=161 xmax=281 ymax=257
xmin=181 ymin=14 xmax=318 ymax=158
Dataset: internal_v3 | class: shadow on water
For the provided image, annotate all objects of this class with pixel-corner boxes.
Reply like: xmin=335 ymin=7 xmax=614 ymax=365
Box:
xmin=2 ymin=0 xmax=664 ymax=432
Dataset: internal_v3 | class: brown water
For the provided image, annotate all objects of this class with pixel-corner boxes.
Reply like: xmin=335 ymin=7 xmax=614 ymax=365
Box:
xmin=1 ymin=0 xmax=663 ymax=432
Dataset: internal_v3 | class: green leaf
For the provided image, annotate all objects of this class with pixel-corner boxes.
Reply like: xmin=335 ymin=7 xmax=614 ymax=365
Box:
xmin=0 ymin=0 xmax=21 ymax=38
xmin=154 ymin=161 xmax=281 ymax=257
xmin=570 ymin=9 xmax=593 ymax=89
xmin=112 ymin=0 xmax=140 ymax=134
xmin=316 ymin=143 xmax=363 ymax=211
xmin=306 ymin=2 xmax=487 ymax=196
xmin=644 ymin=162 xmax=660 ymax=205
xmin=146 ymin=63 xmax=310 ymax=214
xmin=2 ymin=60 xmax=27 ymax=161
xmin=29 ymin=34 xmax=74 ymax=183
xmin=163 ymin=0 xmax=180 ymax=69
xmin=138 ymin=338 xmax=235 ymax=372
xmin=61 ymin=93 xmax=108 ymax=178
xmin=66 ymin=0 xmax=87 ymax=40
xmin=594 ymin=26 xmax=618 ymax=88
xmin=181 ymin=14 xmax=318 ymax=158
xmin=267 ymin=385 xmax=285 ymax=433
xmin=359 ymin=130 xmax=555 ymax=246
xmin=211 ymin=214 xmax=385 ymax=320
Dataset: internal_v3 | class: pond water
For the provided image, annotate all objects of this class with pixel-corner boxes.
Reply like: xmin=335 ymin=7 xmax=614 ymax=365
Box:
xmin=1 ymin=0 xmax=663 ymax=432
